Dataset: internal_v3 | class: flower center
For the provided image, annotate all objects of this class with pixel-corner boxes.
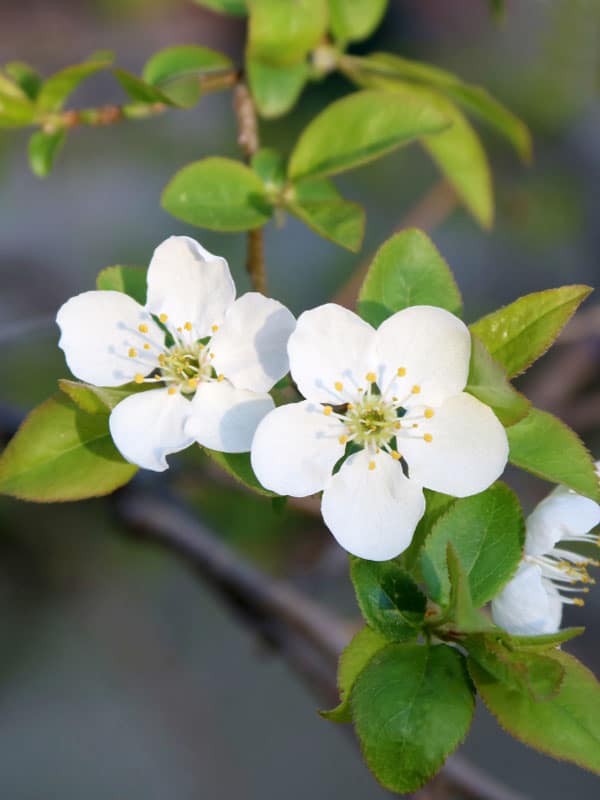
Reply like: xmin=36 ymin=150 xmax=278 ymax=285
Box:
xmin=158 ymin=342 xmax=213 ymax=394
xmin=344 ymin=395 xmax=399 ymax=448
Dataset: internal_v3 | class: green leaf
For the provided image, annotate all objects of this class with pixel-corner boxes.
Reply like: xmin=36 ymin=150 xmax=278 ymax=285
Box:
xmin=470 ymin=650 xmax=600 ymax=775
xmin=352 ymin=643 xmax=475 ymax=793
xmin=507 ymin=408 xmax=600 ymax=502
xmin=4 ymin=61 xmax=42 ymax=100
xmin=487 ymin=0 xmax=505 ymax=22
xmin=143 ymin=45 xmax=233 ymax=108
xmin=321 ymin=626 xmax=388 ymax=722
xmin=401 ymin=489 xmax=456 ymax=574
xmin=0 ymin=88 xmax=35 ymax=127
xmin=353 ymin=52 xmax=531 ymax=162
xmin=350 ymin=559 xmax=426 ymax=641
xmin=288 ymin=89 xmax=450 ymax=181
xmin=58 ymin=379 xmax=154 ymax=415
xmin=465 ymin=634 xmax=564 ymax=700
xmin=357 ymin=229 xmax=463 ymax=327
xmin=247 ymin=57 xmax=308 ymax=118
xmin=445 ymin=544 xmax=496 ymax=633
xmin=248 ymin=0 xmax=328 ymax=66
xmin=205 ymin=449 xmax=275 ymax=497
xmin=114 ymin=68 xmax=173 ymax=105
xmin=27 ymin=129 xmax=66 ymax=178
xmin=500 ymin=627 xmax=585 ymax=652
xmin=421 ymin=483 xmax=524 ymax=607
xmin=471 ymin=285 xmax=593 ymax=377
xmin=96 ymin=265 xmax=147 ymax=305
xmin=465 ymin=334 xmax=530 ymax=427
xmin=328 ymin=0 xmax=388 ymax=44
xmin=162 ymin=157 xmax=273 ymax=232
xmin=36 ymin=54 xmax=114 ymax=113
xmin=191 ymin=0 xmax=247 ymax=14
xmin=251 ymin=147 xmax=286 ymax=190
xmin=286 ymin=177 xmax=365 ymax=252
xmin=0 ymin=395 xmax=137 ymax=502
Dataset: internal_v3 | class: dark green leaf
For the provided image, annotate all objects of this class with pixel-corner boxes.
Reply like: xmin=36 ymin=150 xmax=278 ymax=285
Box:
xmin=0 ymin=395 xmax=137 ymax=502
xmin=470 ymin=651 xmax=600 ymax=775
xmin=4 ymin=61 xmax=42 ymax=100
xmin=191 ymin=0 xmax=247 ymax=14
xmin=114 ymin=69 xmax=173 ymax=105
xmin=401 ymin=489 xmax=456 ymax=574
xmin=162 ymin=157 xmax=273 ymax=231
xmin=445 ymin=544 xmax=496 ymax=633
xmin=205 ymin=449 xmax=275 ymax=496
xmin=288 ymin=90 xmax=450 ymax=181
xmin=0 ymin=88 xmax=35 ymax=127
xmin=470 ymin=285 xmax=592 ymax=378
xmin=248 ymin=0 xmax=328 ymax=66
xmin=352 ymin=643 xmax=475 ymax=793
xmin=421 ymin=483 xmax=524 ymax=607
xmin=96 ymin=265 xmax=147 ymax=305
xmin=507 ymin=409 xmax=600 ymax=502
xmin=251 ymin=147 xmax=286 ymax=190
xmin=350 ymin=559 xmax=426 ymax=641
xmin=466 ymin=334 xmax=530 ymax=427
xmin=247 ymin=57 xmax=308 ymax=118
xmin=58 ymin=379 xmax=154 ymax=415
xmin=143 ymin=45 xmax=233 ymax=108
xmin=357 ymin=229 xmax=463 ymax=327
xmin=36 ymin=54 xmax=114 ymax=113
xmin=328 ymin=0 xmax=388 ymax=44
xmin=28 ymin=129 xmax=66 ymax=178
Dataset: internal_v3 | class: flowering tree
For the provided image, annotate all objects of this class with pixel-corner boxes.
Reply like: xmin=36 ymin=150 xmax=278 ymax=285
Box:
xmin=1 ymin=0 xmax=599 ymax=795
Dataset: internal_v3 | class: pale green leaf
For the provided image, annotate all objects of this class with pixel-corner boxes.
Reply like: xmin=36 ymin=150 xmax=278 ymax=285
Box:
xmin=328 ymin=0 xmax=388 ymax=44
xmin=248 ymin=0 xmax=328 ymax=66
xmin=96 ymin=265 xmax=147 ymax=305
xmin=143 ymin=45 xmax=233 ymax=108
xmin=37 ymin=55 xmax=114 ymax=113
xmin=114 ymin=69 xmax=173 ymax=105
xmin=191 ymin=0 xmax=247 ymax=14
xmin=28 ymin=129 xmax=66 ymax=178
xmin=58 ymin=379 xmax=154 ymax=415
xmin=205 ymin=449 xmax=275 ymax=497
xmin=4 ymin=61 xmax=42 ymax=100
xmin=247 ymin=57 xmax=308 ymax=118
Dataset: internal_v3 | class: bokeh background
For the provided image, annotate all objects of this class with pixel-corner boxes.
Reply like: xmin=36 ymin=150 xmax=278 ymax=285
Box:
xmin=1 ymin=0 xmax=600 ymax=797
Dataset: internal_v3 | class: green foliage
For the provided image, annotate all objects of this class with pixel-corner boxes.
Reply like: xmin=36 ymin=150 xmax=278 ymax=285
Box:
xmin=0 ymin=395 xmax=137 ymax=502
xmin=96 ymin=265 xmax=147 ymax=304
xmin=192 ymin=0 xmax=247 ymax=14
xmin=466 ymin=335 xmax=530 ymax=427
xmin=401 ymin=489 xmax=456 ymax=574
xmin=114 ymin=69 xmax=172 ymax=105
xmin=143 ymin=45 xmax=233 ymax=107
xmin=507 ymin=408 xmax=600 ymax=502
xmin=444 ymin=544 xmax=496 ymax=633
xmin=357 ymin=229 xmax=463 ymax=327
xmin=4 ymin=61 xmax=42 ymax=100
xmin=470 ymin=651 xmax=600 ymax=775
xmin=500 ymin=627 xmax=585 ymax=652
xmin=288 ymin=90 xmax=450 ymax=181
xmin=162 ymin=157 xmax=273 ymax=231
xmin=204 ymin=449 xmax=276 ymax=496
xmin=59 ymin=379 xmax=153 ymax=415
xmin=321 ymin=625 xmax=388 ymax=722
xmin=247 ymin=58 xmax=308 ymax=118
xmin=36 ymin=53 xmax=114 ymax=113
xmin=285 ymin=178 xmax=365 ymax=252
xmin=28 ymin=130 xmax=66 ymax=178
xmin=471 ymin=285 xmax=592 ymax=377
xmin=328 ymin=0 xmax=388 ymax=44
xmin=251 ymin=148 xmax=285 ymax=190
xmin=0 ymin=79 xmax=36 ymax=127
xmin=350 ymin=559 xmax=426 ymax=641
xmin=421 ymin=483 xmax=524 ymax=607
xmin=352 ymin=643 xmax=475 ymax=793
xmin=248 ymin=0 xmax=328 ymax=66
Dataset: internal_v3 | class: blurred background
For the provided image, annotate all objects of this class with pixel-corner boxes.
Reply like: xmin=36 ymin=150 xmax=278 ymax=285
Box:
xmin=1 ymin=0 xmax=600 ymax=797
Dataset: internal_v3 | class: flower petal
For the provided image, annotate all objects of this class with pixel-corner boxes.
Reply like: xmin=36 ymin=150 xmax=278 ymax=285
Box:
xmin=321 ymin=449 xmax=425 ymax=561
xmin=146 ymin=236 xmax=235 ymax=338
xmin=399 ymin=392 xmax=508 ymax=497
xmin=109 ymin=388 xmax=194 ymax=471
xmin=287 ymin=304 xmax=375 ymax=404
xmin=374 ymin=305 xmax=471 ymax=406
xmin=57 ymin=290 xmax=163 ymax=387
xmin=210 ymin=293 xmax=296 ymax=393
xmin=525 ymin=485 xmax=600 ymax=557
xmin=251 ymin=400 xmax=345 ymax=496
xmin=491 ymin=563 xmax=562 ymax=635
xmin=185 ymin=380 xmax=275 ymax=453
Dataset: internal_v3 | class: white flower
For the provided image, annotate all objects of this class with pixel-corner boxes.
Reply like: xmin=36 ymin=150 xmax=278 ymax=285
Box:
xmin=492 ymin=464 xmax=600 ymax=636
xmin=251 ymin=303 xmax=508 ymax=560
xmin=57 ymin=236 xmax=295 ymax=471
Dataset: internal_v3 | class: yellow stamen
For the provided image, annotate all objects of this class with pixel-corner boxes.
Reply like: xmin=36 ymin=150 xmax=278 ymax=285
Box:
xmin=134 ymin=373 xmax=144 ymax=384
xmin=368 ymin=460 xmax=376 ymax=471
xmin=334 ymin=381 xmax=343 ymax=392
xmin=138 ymin=323 xmax=148 ymax=334
xmin=391 ymin=450 xmax=401 ymax=461
xmin=128 ymin=347 xmax=137 ymax=358
xmin=217 ymin=374 xmax=224 ymax=382
xmin=339 ymin=435 xmax=348 ymax=445
xmin=394 ymin=421 xmax=402 ymax=430
xmin=187 ymin=378 xmax=198 ymax=390
xmin=424 ymin=433 xmax=433 ymax=443
xmin=143 ymin=343 xmax=150 ymax=350
xmin=168 ymin=387 xmax=177 ymax=396
xmin=424 ymin=408 xmax=434 ymax=419
xmin=397 ymin=367 xmax=406 ymax=377
xmin=574 ymin=598 xmax=585 ymax=607
xmin=159 ymin=313 xmax=168 ymax=324
xmin=153 ymin=374 xmax=161 ymax=381
xmin=323 ymin=406 xmax=333 ymax=416
xmin=411 ymin=384 xmax=421 ymax=395
xmin=211 ymin=324 xmax=219 ymax=333
xmin=366 ymin=372 xmax=377 ymax=383
xmin=184 ymin=321 xmax=193 ymax=332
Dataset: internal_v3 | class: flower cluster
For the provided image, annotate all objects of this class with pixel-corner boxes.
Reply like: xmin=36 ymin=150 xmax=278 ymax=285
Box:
xmin=492 ymin=465 xmax=600 ymax=636
xmin=57 ymin=236 xmax=511 ymax=560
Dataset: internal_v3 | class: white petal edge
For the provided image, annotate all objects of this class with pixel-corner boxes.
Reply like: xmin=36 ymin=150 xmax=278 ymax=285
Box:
xmin=287 ymin=303 xmax=376 ymax=404
xmin=321 ymin=449 xmax=425 ymax=561
xmin=375 ymin=305 xmax=471 ymax=407
xmin=251 ymin=400 xmax=345 ymax=497
xmin=210 ymin=293 xmax=296 ymax=393
xmin=525 ymin=485 xmax=600 ymax=557
xmin=109 ymin=388 xmax=194 ymax=471
xmin=185 ymin=380 xmax=275 ymax=453
xmin=400 ymin=392 xmax=508 ymax=497
xmin=57 ymin=290 xmax=163 ymax=387
xmin=145 ymin=236 xmax=236 ymax=338
xmin=491 ymin=563 xmax=562 ymax=636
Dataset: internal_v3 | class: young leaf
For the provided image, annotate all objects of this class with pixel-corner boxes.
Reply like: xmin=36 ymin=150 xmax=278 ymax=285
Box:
xmin=352 ymin=643 xmax=475 ymax=793
xmin=191 ymin=0 xmax=247 ymax=14
xmin=357 ymin=229 xmax=463 ymax=327
xmin=204 ymin=449 xmax=275 ymax=497
xmin=288 ymin=90 xmax=450 ymax=181
xmin=0 ymin=88 xmax=36 ymax=127
xmin=114 ymin=69 xmax=173 ymax=105
xmin=248 ymin=0 xmax=328 ymax=66
xmin=500 ymin=627 xmax=585 ymax=652
xmin=162 ymin=157 xmax=273 ymax=231
xmin=321 ymin=625 xmax=388 ymax=723
xmin=0 ymin=395 xmax=137 ymax=502
xmin=445 ymin=544 xmax=496 ymax=633
xmin=470 ymin=285 xmax=592 ymax=378
xmin=507 ymin=408 xmax=600 ymax=502
xmin=465 ymin=334 xmax=530 ymax=427
xmin=251 ymin=148 xmax=286 ymax=190
xmin=36 ymin=54 xmax=114 ymax=113
xmin=421 ymin=483 xmax=524 ymax=607
xmin=328 ymin=0 xmax=388 ymax=44
xmin=350 ymin=559 xmax=426 ymax=641
xmin=470 ymin=651 xmax=600 ymax=775
xmin=96 ymin=265 xmax=147 ymax=305
xmin=28 ymin=129 xmax=66 ymax=178
xmin=286 ymin=177 xmax=365 ymax=252
xmin=4 ymin=61 xmax=42 ymax=100
xmin=143 ymin=45 xmax=233 ymax=107
xmin=247 ymin=58 xmax=308 ymax=119
xmin=59 ymin=379 xmax=154 ymax=416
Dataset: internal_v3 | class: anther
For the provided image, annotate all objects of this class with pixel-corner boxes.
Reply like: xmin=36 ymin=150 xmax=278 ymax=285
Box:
xmin=217 ymin=374 xmax=224 ymax=382
xmin=368 ymin=460 xmax=376 ymax=471
xmin=323 ymin=406 xmax=333 ymax=416
xmin=168 ymin=387 xmax=177 ymax=396
xmin=128 ymin=348 xmax=137 ymax=358
xmin=184 ymin=321 xmax=193 ymax=332
xmin=574 ymin=598 xmax=585 ymax=607
xmin=424 ymin=433 xmax=433 ymax=443
xmin=391 ymin=451 xmax=401 ymax=461
xmin=411 ymin=384 xmax=421 ymax=394
xmin=334 ymin=381 xmax=343 ymax=392
xmin=138 ymin=323 xmax=148 ymax=334
xmin=143 ymin=343 xmax=151 ymax=350
xmin=211 ymin=324 xmax=219 ymax=333
xmin=159 ymin=313 xmax=168 ymax=323
xmin=394 ymin=421 xmax=402 ymax=430
xmin=339 ymin=435 xmax=348 ymax=445
xmin=187 ymin=378 xmax=198 ymax=390
xmin=366 ymin=372 xmax=377 ymax=384
xmin=424 ymin=408 xmax=434 ymax=419
xmin=397 ymin=367 xmax=406 ymax=377
xmin=134 ymin=373 xmax=144 ymax=384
